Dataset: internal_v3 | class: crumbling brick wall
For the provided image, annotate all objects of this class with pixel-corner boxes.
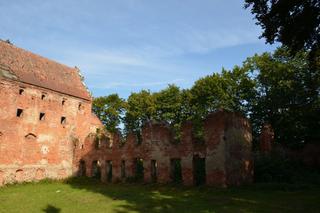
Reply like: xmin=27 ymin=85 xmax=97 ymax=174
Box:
xmin=74 ymin=110 xmax=253 ymax=187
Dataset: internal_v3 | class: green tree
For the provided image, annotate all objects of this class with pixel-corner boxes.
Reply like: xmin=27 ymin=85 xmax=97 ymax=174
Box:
xmin=244 ymin=47 xmax=320 ymax=148
xmin=188 ymin=67 xmax=256 ymax=142
xmin=190 ymin=67 xmax=255 ymax=118
xmin=154 ymin=84 xmax=183 ymax=124
xmin=124 ymin=90 xmax=156 ymax=142
xmin=153 ymin=84 xmax=187 ymax=142
xmin=92 ymin=94 xmax=125 ymax=133
xmin=245 ymin=0 xmax=320 ymax=68
xmin=244 ymin=1 xmax=320 ymax=147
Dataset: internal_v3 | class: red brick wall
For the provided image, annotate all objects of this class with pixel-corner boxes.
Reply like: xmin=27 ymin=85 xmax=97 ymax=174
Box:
xmin=74 ymin=110 xmax=253 ymax=187
xmin=0 ymin=79 xmax=102 ymax=185
xmin=0 ymin=78 xmax=253 ymax=187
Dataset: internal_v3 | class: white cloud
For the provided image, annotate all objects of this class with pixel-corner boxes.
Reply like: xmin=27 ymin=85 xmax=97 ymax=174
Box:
xmin=179 ymin=27 xmax=260 ymax=54
xmin=58 ymin=26 xmax=260 ymax=72
xmin=57 ymin=49 xmax=152 ymax=73
xmin=75 ymin=51 xmax=147 ymax=66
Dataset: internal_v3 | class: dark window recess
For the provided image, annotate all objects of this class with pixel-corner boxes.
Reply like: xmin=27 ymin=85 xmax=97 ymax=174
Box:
xmin=78 ymin=160 xmax=86 ymax=177
xmin=94 ymin=137 xmax=101 ymax=149
xmin=105 ymin=137 xmax=111 ymax=149
xmin=61 ymin=116 xmax=66 ymax=124
xmin=106 ymin=161 xmax=113 ymax=182
xmin=39 ymin=112 xmax=45 ymax=121
xmin=41 ymin=94 xmax=46 ymax=100
xmin=134 ymin=158 xmax=144 ymax=181
xmin=19 ymin=88 xmax=24 ymax=95
xmin=170 ymin=158 xmax=182 ymax=183
xmin=92 ymin=160 xmax=101 ymax=179
xmin=193 ymin=155 xmax=206 ymax=186
xmin=78 ymin=103 xmax=82 ymax=110
xmin=16 ymin=109 xmax=23 ymax=117
xmin=62 ymin=98 xmax=66 ymax=106
xmin=151 ymin=160 xmax=157 ymax=183
xmin=135 ymin=131 xmax=142 ymax=145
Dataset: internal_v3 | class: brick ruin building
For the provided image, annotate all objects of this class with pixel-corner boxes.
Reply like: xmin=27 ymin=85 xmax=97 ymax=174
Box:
xmin=0 ymin=41 xmax=253 ymax=187
xmin=0 ymin=41 xmax=102 ymax=185
xmin=75 ymin=111 xmax=253 ymax=187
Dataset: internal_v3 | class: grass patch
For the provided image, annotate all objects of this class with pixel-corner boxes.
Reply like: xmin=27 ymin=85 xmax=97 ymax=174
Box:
xmin=0 ymin=177 xmax=319 ymax=213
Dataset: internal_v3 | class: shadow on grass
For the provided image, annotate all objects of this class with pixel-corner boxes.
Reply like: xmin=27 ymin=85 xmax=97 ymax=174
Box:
xmin=64 ymin=177 xmax=320 ymax=213
xmin=42 ymin=204 xmax=61 ymax=213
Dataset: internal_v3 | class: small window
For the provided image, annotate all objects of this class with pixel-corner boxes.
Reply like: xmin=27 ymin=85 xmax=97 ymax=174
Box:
xmin=41 ymin=94 xmax=46 ymax=100
xmin=19 ymin=88 xmax=24 ymax=95
xmin=16 ymin=109 xmax=23 ymax=117
xmin=78 ymin=103 xmax=83 ymax=110
xmin=151 ymin=160 xmax=157 ymax=182
xmin=94 ymin=137 xmax=101 ymax=149
xmin=39 ymin=112 xmax=45 ymax=121
xmin=61 ymin=116 xmax=66 ymax=124
xmin=62 ymin=98 xmax=66 ymax=106
xmin=105 ymin=136 xmax=112 ymax=149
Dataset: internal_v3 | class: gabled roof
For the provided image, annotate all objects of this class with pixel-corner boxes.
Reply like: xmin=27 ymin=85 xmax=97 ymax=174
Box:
xmin=0 ymin=40 xmax=91 ymax=100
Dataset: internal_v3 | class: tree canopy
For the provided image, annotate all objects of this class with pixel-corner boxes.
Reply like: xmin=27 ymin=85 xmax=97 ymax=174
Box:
xmin=245 ymin=0 xmax=320 ymax=53
xmin=244 ymin=48 xmax=320 ymax=148
xmin=92 ymin=94 xmax=125 ymax=133
xmin=92 ymin=47 xmax=319 ymax=148
xmin=245 ymin=0 xmax=320 ymax=69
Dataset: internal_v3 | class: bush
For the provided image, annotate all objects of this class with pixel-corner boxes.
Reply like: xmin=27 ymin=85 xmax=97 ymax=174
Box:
xmin=254 ymin=150 xmax=320 ymax=185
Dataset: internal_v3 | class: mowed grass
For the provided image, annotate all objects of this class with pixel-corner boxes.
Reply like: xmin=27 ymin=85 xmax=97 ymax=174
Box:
xmin=0 ymin=178 xmax=319 ymax=213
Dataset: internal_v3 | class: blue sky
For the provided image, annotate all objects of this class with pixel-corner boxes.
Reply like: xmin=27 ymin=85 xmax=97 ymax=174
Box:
xmin=0 ymin=0 xmax=277 ymax=98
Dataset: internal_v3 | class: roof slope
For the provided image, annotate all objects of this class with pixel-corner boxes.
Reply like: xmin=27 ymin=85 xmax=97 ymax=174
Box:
xmin=0 ymin=41 xmax=91 ymax=100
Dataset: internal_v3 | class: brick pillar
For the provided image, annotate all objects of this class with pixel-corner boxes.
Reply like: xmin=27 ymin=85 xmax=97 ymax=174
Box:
xmin=86 ymin=161 xmax=92 ymax=177
xmin=126 ymin=159 xmax=134 ymax=178
xmin=260 ymin=124 xmax=274 ymax=153
xmin=181 ymin=157 xmax=193 ymax=186
xmin=112 ymin=160 xmax=120 ymax=183
xmin=157 ymin=160 xmax=170 ymax=184
xmin=143 ymin=160 xmax=151 ymax=183
xmin=100 ymin=160 xmax=106 ymax=183
xmin=205 ymin=141 xmax=227 ymax=187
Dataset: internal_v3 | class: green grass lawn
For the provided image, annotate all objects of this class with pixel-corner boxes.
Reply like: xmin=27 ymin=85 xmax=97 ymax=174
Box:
xmin=0 ymin=178 xmax=319 ymax=213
